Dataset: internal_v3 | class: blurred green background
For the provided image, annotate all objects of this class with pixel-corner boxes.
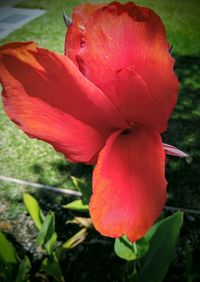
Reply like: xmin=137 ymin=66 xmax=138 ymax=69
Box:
xmin=0 ymin=1 xmax=199 ymax=281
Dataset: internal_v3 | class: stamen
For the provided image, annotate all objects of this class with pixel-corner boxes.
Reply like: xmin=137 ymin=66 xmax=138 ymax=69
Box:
xmin=78 ymin=24 xmax=86 ymax=31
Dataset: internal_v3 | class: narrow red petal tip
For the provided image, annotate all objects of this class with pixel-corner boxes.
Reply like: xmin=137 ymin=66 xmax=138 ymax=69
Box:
xmin=163 ymin=143 xmax=189 ymax=159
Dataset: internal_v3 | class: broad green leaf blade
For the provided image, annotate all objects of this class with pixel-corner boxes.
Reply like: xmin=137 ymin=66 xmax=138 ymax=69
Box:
xmin=62 ymin=228 xmax=87 ymax=249
xmin=115 ymin=236 xmax=137 ymax=261
xmin=16 ymin=256 xmax=31 ymax=282
xmin=45 ymin=232 xmax=57 ymax=255
xmin=138 ymin=211 xmax=183 ymax=282
xmin=23 ymin=193 xmax=43 ymax=230
xmin=71 ymin=177 xmax=92 ymax=204
xmin=134 ymin=238 xmax=149 ymax=259
xmin=39 ymin=209 xmax=46 ymax=222
xmin=0 ymin=232 xmax=17 ymax=263
xmin=63 ymin=200 xmax=89 ymax=212
xmin=114 ymin=236 xmax=149 ymax=261
xmin=37 ymin=212 xmax=55 ymax=249
xmin=41 ymin=252 xmax=64 ymax=282
xmin=143 ymin=212 xmax=166 ymax=243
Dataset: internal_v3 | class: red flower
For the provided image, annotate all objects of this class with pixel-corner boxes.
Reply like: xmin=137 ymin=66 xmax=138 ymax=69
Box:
xmin=0 ymin=2 xmax=184 ymax=241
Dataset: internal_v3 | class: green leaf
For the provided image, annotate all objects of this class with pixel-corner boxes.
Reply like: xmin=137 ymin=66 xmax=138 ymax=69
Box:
xmin=114 ymin=236 xmax=149 ymax=261
xmin=41 ymin=252 xmax=64 ymax=282
xmin=135 ymin=238 xmax=150 ymax=259
xmin=45 ymin=232 xmax=57 ymax=255
xmin=138 ymin=211 xmax=183 ymax=282
xmin=0 ymin=232 xmax=17 ymax=263
xmin=16 ymin=256 xmax=31 ymax=282
xmin=62 ymin=228 xmax=87 ymax=249
xmin=71 ymin=177 xmax=92 ymax=204
xmin=115 ymin=237 xmax=136 ymax=261
xmin=37 ymin=212 xmax=56 ymax=254
xmin=23 ymin=193 xmax=43 ymax=230
xmin=63 ymin=200 xmax=89 ymax=212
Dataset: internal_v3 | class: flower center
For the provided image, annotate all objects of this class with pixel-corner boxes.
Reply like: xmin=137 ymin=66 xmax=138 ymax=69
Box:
xmin=129 ymin=121 xmax=134 ymax=127
xmin=122 ymin=121 xmax=135 ymax=135
xmin=122 ymin=129 xmax=130 ymax=135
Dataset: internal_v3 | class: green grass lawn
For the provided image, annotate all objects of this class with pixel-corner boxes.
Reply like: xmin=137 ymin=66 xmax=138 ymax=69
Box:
xmin=0 ymin=0 xmax=200 ymax=281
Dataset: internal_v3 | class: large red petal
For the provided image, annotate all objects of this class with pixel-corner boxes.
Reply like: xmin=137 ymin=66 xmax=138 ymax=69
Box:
xmin=1 ymin=88 xmax=109 ymax=164
xmin=65 ymin=2 xmax=178 ymax=131
xmin=65 ymin=3 xmax=104 ymax=65
xmin=0 ymin=42 xmax=126 ymax=164
xmin=89 ymin=126 xmax=167 ymax=242
xmin=113 ymin=66 xmax=167 ymax=131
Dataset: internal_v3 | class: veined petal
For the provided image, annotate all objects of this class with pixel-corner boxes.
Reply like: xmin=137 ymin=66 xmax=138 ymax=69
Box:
xmin=114 ymin=66 xmax=167 ymax=132
xmin=2 ymin=88 xmax=110 ymax=164
xmin=0 ymin=42 xmax=126 ymax=164
xmin=89 ymin=126 xmax=167 ymax=242
xmin=65 ymin=3 xmax=104 ymax=65
xmin=65 ymin=2 xmax=178 ymax=130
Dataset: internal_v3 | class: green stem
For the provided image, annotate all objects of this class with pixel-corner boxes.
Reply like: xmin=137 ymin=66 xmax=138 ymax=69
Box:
xmin=133 ymin=242 xmax=138 ymax=256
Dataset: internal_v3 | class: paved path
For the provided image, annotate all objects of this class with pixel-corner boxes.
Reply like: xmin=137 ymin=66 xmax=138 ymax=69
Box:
xmin=0 ymin=0 xmax=45 ymax=40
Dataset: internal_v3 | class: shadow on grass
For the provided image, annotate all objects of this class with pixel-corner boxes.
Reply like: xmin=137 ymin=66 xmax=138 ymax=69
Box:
xmin=163 ymin=54 xmax=200 ymax=282
xmin=164 ymin=54 xmax=200 ymax=209
xmin=31 ymin=161 xmax=92 ymax=187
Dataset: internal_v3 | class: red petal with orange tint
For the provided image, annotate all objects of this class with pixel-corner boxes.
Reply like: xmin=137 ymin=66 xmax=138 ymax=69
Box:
xmin=0 ymin=42 xmax=126 ymax=164
xmin=89 ymin=126 xmax=167 ymax=242
xmin=65 ymin=2 xmax=104 ymax=65
xmin=114 ymin=66 xmax=167 ymax=132
xmin=66 ymin=2 xmax=178 ymax=131
xmin=2 ymin=89 xmax=111 ymax=164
